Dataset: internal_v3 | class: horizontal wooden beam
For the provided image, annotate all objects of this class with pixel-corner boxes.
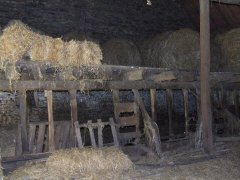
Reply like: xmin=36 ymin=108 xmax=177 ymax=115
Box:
xmin=211 ymin=0 xmax=240 ymax=5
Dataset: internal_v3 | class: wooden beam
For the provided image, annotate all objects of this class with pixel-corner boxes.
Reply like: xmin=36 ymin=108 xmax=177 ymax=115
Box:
xmin=69 ymin=90 xmax=78 ymax=146
xmin=19 ymin=89 xmax=29 ymax=152
xmin=45 ymin=90 xmax=55 ymax=152
xmin=199 ymin=0 xmax=214 ymax=154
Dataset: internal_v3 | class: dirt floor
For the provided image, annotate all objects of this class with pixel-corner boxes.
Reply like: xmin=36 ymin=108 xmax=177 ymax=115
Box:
xmin=2 ymin=140 xmax=240 ymax=180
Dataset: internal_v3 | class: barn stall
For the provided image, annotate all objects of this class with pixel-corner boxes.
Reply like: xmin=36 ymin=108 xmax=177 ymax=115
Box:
xmin=0 ymin=0 xmax=240 ymax=179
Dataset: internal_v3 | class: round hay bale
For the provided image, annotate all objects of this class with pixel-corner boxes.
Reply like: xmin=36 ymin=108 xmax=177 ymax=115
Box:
xmin=140 ymin=29 xmax=200 ymax=70
xmin=215 ymin=28 xmax=240 ymax=72
xmin=103 ymin=38 xmax=142 ymax=66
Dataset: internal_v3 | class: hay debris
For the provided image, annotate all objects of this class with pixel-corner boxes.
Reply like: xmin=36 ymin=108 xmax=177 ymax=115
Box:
xmin=215 ymin=28 xmax=240 ymax=72
xmin=46 ymin=147 xmax=133 ymax=178
xmin=103 ymin=38 xmax=142 ymax=66
xmin=8 ymin=147 xmax=133 ymax=179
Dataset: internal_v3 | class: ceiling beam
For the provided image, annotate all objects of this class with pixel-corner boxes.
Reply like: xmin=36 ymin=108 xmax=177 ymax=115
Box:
xmin=211 ymin=0 xmax=240 ymax=5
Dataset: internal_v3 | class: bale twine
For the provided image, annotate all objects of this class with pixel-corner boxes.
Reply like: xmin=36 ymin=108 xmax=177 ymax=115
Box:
xmin=103 ymin=38 xmax=142 ymax=66
xmin=140 ymin=29 xmax=200 ymax=71
xmin=8 ymin=147 xmax=133 ymax=179
xmin=215 ymin=28 xmax=240 ymax=72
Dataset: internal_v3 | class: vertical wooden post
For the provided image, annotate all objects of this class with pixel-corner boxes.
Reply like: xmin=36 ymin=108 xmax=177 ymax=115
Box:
xmin=183 ymin=89 xmax=189 ymax=135
xmin=166 ymin=89 xmax=173 ymax=138
xmin=199 ymin=0 xmax=213 ymax=153
xmin=150 ymin=89 xmax=157 ymax=122
xmin=19 ymin=89 xmax=29 ymax=152
xmin=69 ymin=89 xmax=78 ymax=146
xmin=45 ymin=90 xmax=55 ymax=152
xmin=233 ymin=90 xmax=239 ymax=118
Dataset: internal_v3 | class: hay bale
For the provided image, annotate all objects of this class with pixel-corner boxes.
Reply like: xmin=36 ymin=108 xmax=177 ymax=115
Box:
xmin=0 ymin=20 xmax=37 ymax=65
xmin=215 ymin=28 xmax=240 ymax=72
xmin=8 ymin=147 xmax=133 ymax=179
xmin=103 ymin=38 xmax=142 ymax=66
xmin=139 ymin=29 xmax=200 ymax=70
xmin=46 ymin=147 xmax=133 ymax=178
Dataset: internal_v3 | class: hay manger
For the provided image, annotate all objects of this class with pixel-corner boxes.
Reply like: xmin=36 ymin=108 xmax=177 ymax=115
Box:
xmin=103 ymin=38 xmax=142 ymax=66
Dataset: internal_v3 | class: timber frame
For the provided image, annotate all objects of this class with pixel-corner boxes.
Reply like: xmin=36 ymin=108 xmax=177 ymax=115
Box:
xmin=0 ymin=61 xmax=240 ymax=156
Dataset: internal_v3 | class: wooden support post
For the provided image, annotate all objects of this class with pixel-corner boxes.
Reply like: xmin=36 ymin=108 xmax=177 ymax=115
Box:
xmin=199 ymin=0 xmax=213 ymax=153
xmin=36 ymin=124 xmax=46 ymax=153
xmin=88 ymin=120 xmax=97 ymax=148
xmin=29 ymin=124 xmax=36 ymax=153
xmin=69 ymin=90 xmax=78 ymax=146
xmin=19 ymin=89 xmax=29 ymax=152
xmin=233 ymin=90 xmax=239 ymax=118
xmin=166 ymin=89 xmax=173 ymax=138
xmin=45 ymin=90 xmax=55 ymax=152
xmin=183 ymin=89 xmax=189 ymax=135
xmin=150 ymin=89 xmax=157 ymax=122
xmin=97 ymin=119 xmax=103 ymax=147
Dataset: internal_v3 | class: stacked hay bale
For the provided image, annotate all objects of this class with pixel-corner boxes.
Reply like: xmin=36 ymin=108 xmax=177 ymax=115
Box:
xmin=139 ymin=29 xmax=200 ymax=71
xmin=215 ymin=28 xmax=240 ymax=72
xmin=8 ymin=147 xmax=133 ymax=179
xmin=0 ymin=20 xmax=102 ymax=81
xmin=103 ymin=38 xmax=142 ymax=66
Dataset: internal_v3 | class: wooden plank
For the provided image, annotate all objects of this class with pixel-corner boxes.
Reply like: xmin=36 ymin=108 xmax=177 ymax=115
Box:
xmin=166 ymin=89 xmax=174 ymax=138
xmin=133 ymin=89 xmax=162 ymax=156
xmin=150 ymin=89 xmax=157 ymax=122
xmin=36 ymin=124 xmax=46 ymax=153
xmin=69 ymin=90 xmax=78 ymax=146
xmin=88 ymin=120 xmax=97 ymax=148
xmin=29 ymin=124 xmax=36 ymax=153
xmin=199 ymin=0 xmax=214 ymax=153
xmin=54 ymin=122 xmax=62 ymax=149
xmin=74 ymin=121 xmax=83 ymax=148
xmin=62 ymin=122 xmax=70 ymax=148
xmin=183 ymin=89 xmax=189 ymax=135
xmin=19 ymin=89 xmax=29 ymax=152
xmin=97 ymin=119 xmax=103 ymax=148
xmin=45 ymin=90 xmax=55 ymax=152
xmin=109 ymin=118 xmax=119 ymax=147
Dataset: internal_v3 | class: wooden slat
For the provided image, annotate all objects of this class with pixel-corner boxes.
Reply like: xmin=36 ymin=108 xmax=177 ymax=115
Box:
xmin=54 ymin=123 xmax=62 ymax=149
xmin=19 ymin=89 xmax=29 ymax=152
xmin=36 ymin=124 xmax=46 ymax=153
xmin=88 ymin=120 xmax=97 ymax=148
xmin=133 ymin=89 xmax=162 ymax=156
xmin=233 ymin=90 xmax=239 ymax=118
xmin=74 ymin=121 xmax=83 ymax=148
xmin=183 ymin=89 xmax=189 ymax=135
xmin=114 ymin=103 xmax=137 ymax=113
xmin=69 ymin=90 xmax=78 ymax=146
xmin=45 ymin=90 xmax=55 ymax=152
xmin=97 ymin=119 xmax=103 ymax=148
xmin=150 ymin=89 xmax=157 ymax=122
xmin=62 ymin=122 xmax=70 ymax=148
xmin=109 ymin=118 xmax=119 ymax=147
xmin=118 ymin=116 xmax=139 ymax=126
xmin=166 ymin=89 xmax=174 ymax=138
xmin=29 ymin=124 xmax=36 ymax=153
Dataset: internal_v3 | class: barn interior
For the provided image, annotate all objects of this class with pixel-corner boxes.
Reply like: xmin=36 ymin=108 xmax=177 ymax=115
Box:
xmin=0 ymin=0 xmax=240 ymax=179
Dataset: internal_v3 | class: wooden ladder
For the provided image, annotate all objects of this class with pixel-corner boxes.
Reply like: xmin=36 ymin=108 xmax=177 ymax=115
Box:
xmin=112 ymin=90 xmax=141 ymax=145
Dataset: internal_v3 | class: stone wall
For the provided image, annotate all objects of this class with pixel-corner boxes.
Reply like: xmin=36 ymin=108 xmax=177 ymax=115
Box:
xmin=0 ymin=0 xmax=194 ymax=43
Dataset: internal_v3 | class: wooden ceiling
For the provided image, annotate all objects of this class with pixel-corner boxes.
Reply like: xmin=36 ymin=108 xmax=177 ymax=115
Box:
xmin=181 ymin=0 xmax=240 ymax=32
